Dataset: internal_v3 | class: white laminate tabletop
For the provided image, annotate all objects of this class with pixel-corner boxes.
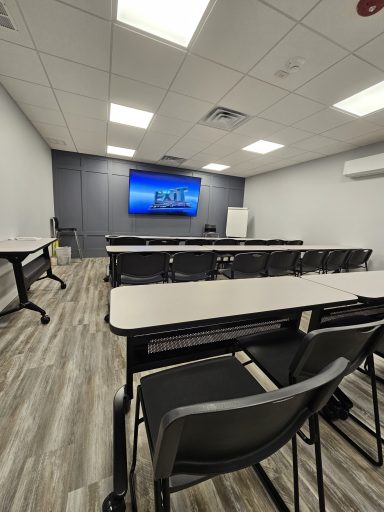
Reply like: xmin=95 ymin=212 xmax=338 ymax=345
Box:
xmin=0 ymin=238 xmax=56 ymax=253
xmin=302 ymin=271 xmax=384 ymax=300
xmin=106 ymin=245 xmax=213 ymax=253
xmin=205 ymin=245 xmax=353 ymax=252
xmin=109 ymin=276 xmax=357 ymax=334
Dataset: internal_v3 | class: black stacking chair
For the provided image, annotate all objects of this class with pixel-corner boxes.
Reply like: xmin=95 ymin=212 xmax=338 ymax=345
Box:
xmin=53 ymin=216 xmax=82 ymax=258
xmin=110 ymin=237 xmax=146 ymax=246
xmin=344 ymin=249 xmax=372 ymax=271
xmin=148 ymin=239 xmax=178 ymax=246
xmin=297 ymin=250 xmax=327 ymax=276
xmin=244 ymin=240 xmax=266 ymax=245
xmin=267 ymin=251 xmax=300 ymax=276
xmin=213 ymin=238 xmax=240 ymax=245
xmin=170 ymin=252 xmax=217 ymax=282
xmin=322 ymin=250 xmax=349 ymax=273
xmin=222 ymin=252 xmax=269 ymax=279
xmin=116 ymin=252 xmax=170 ymax=285
xmin=185 ymin=238 xmax=213 ymax=245
xmin=286 ymin=240 xmax=304 ymax=246
xmin=240 ymin=321 xmax=384 ymax=468
xmin=128 ymin=356 xmax=347 ymax=512
xmin=265 ymin=239 xmax=284 ymax=245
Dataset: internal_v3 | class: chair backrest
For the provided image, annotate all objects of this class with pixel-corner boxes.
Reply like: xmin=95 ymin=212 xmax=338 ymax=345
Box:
xmin=110 ymin=237 xmax=146 ymax=246
xmin=231 ymin=252 xmax=269 ymax=276
xmin=244 ymin=240 xmax=266 ymax=245
xmin=53 ymin=217 xmax=59 ymax=230
xmin=116 ymin=252 xmax=170 ymax=281
xmin=171 ymin=252 xmax=217 ymax=280
xmin=346 ymin=249 xmax=372 ymax=268
xmin=301 ymin=250 xmax=327 ymax=271
xmin=285 ymin=240 xmax=303 ymax=246
xmin=185 ymin=239 xmax=208 ymax=246
xmin=323 ymin=250 xmax=349 ymax=271
xmin=267 ymin=251 xmax=300 ymax=276
xmin=265 ymin=239 xmax=284 ymax=245
xmin=290 ymin=320 xmax=384 ymax=384
xmin=213 ymin=238 xmax=239 ymax=245
xmin=148 ymin=239 xmax=179 ymax=246
xmin=151 ymin=358 xmax=348 ymax=480
xmin=204 ymin=224 xmax=216 ymax=233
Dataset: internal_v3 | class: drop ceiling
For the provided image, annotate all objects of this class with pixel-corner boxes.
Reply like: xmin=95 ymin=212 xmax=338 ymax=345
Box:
xmin=1 ymin=0 xmax=384 ymax=177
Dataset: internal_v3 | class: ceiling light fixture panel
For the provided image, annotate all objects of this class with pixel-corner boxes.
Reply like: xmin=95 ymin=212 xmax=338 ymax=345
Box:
xmin=242 ymin=140 xmax=284 ymax=154
xmin=110 ymin=103 xmax=154 ymax=128
xmin=117 ymin=0 xmax=211 ymax=47
xmin=333 ymin=80 xmax=384 ymax=116
xmin=202 ymin=163 xmax=230 ymax=171
xmin=107 ymin=145 xmax=136 ymax=158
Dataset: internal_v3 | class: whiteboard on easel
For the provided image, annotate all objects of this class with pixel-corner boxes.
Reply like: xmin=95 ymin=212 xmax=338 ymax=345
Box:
xmin=226 ymin=207 xmax=249 ymax=237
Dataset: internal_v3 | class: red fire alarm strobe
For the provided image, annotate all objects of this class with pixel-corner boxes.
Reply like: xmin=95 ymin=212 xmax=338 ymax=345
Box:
xmin=357 ymin=0 xmax=384 ymax=16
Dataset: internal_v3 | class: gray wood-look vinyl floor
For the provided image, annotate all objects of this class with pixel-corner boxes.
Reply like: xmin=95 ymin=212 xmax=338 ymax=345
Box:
xmin=0 ymin=257 xmax=384 ymax=512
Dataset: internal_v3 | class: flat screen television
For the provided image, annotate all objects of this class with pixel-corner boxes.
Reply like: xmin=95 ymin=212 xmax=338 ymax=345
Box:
xmin=128 ymin=169 xmax=201 ymax=216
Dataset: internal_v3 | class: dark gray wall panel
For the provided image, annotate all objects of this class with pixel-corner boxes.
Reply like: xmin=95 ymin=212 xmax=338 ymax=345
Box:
xmin=53 ymin=168 xmax=83 ymax=231
xmin=52 ymin=151 xmax=245 ymax=257
xmin=110 ymin=174 xmax=135 ymax=233
xmin=82 ymin=171 xmax=108 ymax=232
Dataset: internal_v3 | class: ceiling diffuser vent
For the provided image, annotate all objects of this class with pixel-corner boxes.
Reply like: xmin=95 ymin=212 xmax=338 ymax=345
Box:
xmin=160 ymin=155 xmax=186 ymax=165
xmin=200 ymin=106 xmax=249 ymax=131
xmin=46 ymin=137 xmax=67 ymax=146
xmin=0 ymin=2 xmax=16 ymax=31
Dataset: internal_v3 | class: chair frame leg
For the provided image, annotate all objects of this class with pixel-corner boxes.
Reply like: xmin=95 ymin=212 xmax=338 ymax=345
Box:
xmin=292 ymin=435 xmax=300 ymax=512
xmin=129 ymin=394 xmax=143 ymax=512
xmin=311 ymin=414 xmax=326 ymax=512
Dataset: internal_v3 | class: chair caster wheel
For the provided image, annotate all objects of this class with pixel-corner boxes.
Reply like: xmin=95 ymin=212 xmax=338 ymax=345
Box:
xmin=104 ymin=276 xmax=110 ymax=282
xmin=61 ymin=283 xmax=67 ymax=289
xmin=102 ymin=493 xmax=126 ymax=512
xmin=41 ymin=315 xmax=50 ymax=325
xmin=104 ymin=314 xmax=110 ymax=323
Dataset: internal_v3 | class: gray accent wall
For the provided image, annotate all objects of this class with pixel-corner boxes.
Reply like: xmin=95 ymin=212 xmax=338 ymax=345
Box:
xmin=52 ymin=150 xmax=245 ymax=257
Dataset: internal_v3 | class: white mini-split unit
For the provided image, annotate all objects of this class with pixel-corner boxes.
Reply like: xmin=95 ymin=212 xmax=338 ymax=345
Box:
xmin=343 ymin=153 xmax=384 ymax=178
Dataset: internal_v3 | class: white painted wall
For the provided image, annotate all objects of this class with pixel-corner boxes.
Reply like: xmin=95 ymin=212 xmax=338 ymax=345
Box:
xmin=244 ymin=141 xmax=384 ymax=270
xmin=0 ymin=85 xmax=54 ymax=311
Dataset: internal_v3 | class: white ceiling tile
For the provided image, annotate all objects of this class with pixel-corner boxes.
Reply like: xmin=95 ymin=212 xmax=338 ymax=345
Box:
xmin=18 ymin=0 xmax=111 ymax=70
xmin=171 ymin=54 xmax=242 ymax=103
xmin=260 ymin=93 xmax=324 ymax=125
xmin=64 ymin=115 xmax=107 ymax=135
xmin=77 ymin=147 xmax=106 ymax=157
xmin=312 ymin=141 xmax=357 ymax=156
xmin=0 ymin=41 xmax=49 ymax=85
xmin=215 ymin=132 xmax=254 ymax=150
xmin=283 ymin=151 xmax=324 ymax=164
xmin=293 ymin=108 xmax=354 ymax=133
xmin=41 ymin=54 xmax=109 ymax=100
xmin=220 ymin=76 xmax=288 ymax=116
xmin=32 ymin=122 xmax=74 ymax=144
xmin=138 ymin=131 xmax=180 ymax=153
xmin=158 ymin=91 xmax=213 ymax=123
xmin=347 ymin=128 xmax=384 ymax=147
xmin=262 ymin=0 xmax=319 ymax=20
xmin=249 ymin=25 xmax=348 ymax=91
xmin=70 ymin=128 xmax=106 ymax=148
xmin=293 ymin=134 xmax=335 ymax=151
xmin=269 ymin=146 xmax=303 ymax=159
xmin=107 ymin=123 xmax=145 ymax=148
xmin=181 ymin=159 xmax=208 ymax=169
xmin=199 ymin=141 xmax=236 ymax=158
xmin=364 ymin=109 xmax=384 ymax=127
xmin=185 ymin=125 xmax=226 ymax=144
xmin=219 ymin=151 xmax=254 ymax=166
xmin=267 ymin=126 xmax=313 ymax=145
xmin=234 ymin=117 xmax=284 ymax=138
xmin=302 ymin=0 xmax=384 ymax=51
xmin=112 ymin=26 xmax=185 ymax=88
xmin=56 ymin=90 xmax=108 ymax=120
xmin=168 ymin=137 xmax=211 ymax=159
xmin=19 ymin=103 xmax=66 ymax=126
xmin=192 ymin=0 xmax=294 ymax=72
xmin=321 ymin=120 xmax=381 ymax=142
xmin=49 ymin=142 xmax=77 ymax=152
xmin=296 ymin=55 xmax=384 ymax=106
xmin=134 ymin=148 xmax=165 ymax=162
xmin=149 ymin=115 xmax=194 ymax=137
xmin=57 ymin=0 xmax=112 ymax=19
xmin=110 ymin=74 xmax=166 ymax=112
xmin=357 ymin=34 xmax=384 ymax=72
xmin=0 ymin=77 xmax=59 ymax=109
xmin=0 ymin=0 xmax=34 ymax=47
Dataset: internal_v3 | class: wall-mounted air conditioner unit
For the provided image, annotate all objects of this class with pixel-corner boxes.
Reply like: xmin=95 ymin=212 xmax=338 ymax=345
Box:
xmin=343 ymin=153 xmax=384 ymax=178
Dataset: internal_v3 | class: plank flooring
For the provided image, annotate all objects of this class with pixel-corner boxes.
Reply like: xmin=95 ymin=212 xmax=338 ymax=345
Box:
xmin=1 ymin=258 xmax=384 ymax=511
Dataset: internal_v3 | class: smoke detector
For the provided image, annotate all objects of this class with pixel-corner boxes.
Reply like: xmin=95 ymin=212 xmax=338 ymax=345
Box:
xmin=275 ymin=56 xmax=306 ymax=80
xmin=357 ymin=0 xmax=384 ymax=16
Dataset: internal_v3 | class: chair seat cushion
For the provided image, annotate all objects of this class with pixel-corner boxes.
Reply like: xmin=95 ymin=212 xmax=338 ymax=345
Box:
xmin=58 ymin=227 xmax=77 ymax=231
xmin=171 ymin=271 xmax=210 ymax=282
xmin=140 ymin=356 xmax=265 ymax=490
xmin=221 ymin=270 xmax=266 ymax=279
xmin=239 ymin=328 xmax=306 ymax=387
xmin=120 ymin=274 xmax=164 ymax=285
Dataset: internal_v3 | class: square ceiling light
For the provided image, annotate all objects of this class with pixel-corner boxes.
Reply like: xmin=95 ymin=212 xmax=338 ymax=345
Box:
xmin=242 ymin=140 xmax=284 ymax=154
xmin=107 ymin=145 xmax=135 ymax=158
xmin=333 ymin=80 xmax=384 ymax=117
xmin=110 ymin=103 xmax=154 ymax=129
xmin=202 ymin=163 xmax=230 ymax=171
xmin=117 ymin=0 xmax=211 ymax=47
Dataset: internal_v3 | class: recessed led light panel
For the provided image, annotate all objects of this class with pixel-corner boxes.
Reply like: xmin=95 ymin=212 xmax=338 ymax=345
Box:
xmin=333 ymin=80 xmax=384 ymax=116
xmin=242 ymin=140 xmax=284 ymax=154
xmin=107 ymin=145 xmax=136 ymax=158
xmin=202 ymin=163 xmax=230 ymax=171
xmin=110 ymin=103 xmax=154 ymax=129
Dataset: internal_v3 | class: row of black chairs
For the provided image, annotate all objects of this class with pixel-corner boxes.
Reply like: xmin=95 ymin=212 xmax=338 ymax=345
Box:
xmin=109 ymin=236 xmax=303 ymax=246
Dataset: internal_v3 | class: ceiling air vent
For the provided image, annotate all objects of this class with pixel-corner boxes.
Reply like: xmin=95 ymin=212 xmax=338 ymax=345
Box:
xmin=199 ymin=106 xmax=249 ymax=131
xmin=159 ymin=155 xmax=186 ymax=165
xmin=0 ymin=2 xmax=17 ymax=31
xmin=46 ymin=137 xmax=67 ymax=147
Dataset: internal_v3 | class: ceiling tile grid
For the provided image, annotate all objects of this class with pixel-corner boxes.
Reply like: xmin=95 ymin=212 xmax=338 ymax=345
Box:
xmin=0 ymin=0 xmax=383 ymax=175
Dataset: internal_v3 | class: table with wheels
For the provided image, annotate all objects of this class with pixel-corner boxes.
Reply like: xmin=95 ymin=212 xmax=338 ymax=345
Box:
xmin=0 ymin=238 xmax=66 ymax=324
